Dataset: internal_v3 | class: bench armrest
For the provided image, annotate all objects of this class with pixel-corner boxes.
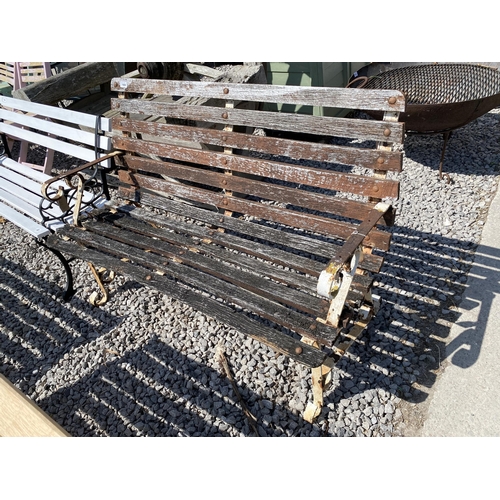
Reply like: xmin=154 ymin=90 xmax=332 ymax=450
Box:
xmin=40 ymin=151 xmax=123 ymax=226
xmin=317 ymin=202 xmax=391 ymax=326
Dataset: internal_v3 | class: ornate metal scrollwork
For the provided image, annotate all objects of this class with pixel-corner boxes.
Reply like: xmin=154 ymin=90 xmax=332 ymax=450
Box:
xmin=39 ymin=151 xmax=123 ymax=228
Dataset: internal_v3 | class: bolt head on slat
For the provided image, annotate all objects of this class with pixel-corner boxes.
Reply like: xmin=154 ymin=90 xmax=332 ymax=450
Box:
xmin=383 ymin=128 xmax=391 ymax=137
xmin=388 ymin=96 xmax=397 ymax=105
xmin=222 ymin=112 xmax=228 ymax=119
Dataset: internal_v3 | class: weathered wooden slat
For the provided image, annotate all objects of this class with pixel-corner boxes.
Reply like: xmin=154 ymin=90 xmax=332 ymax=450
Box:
xmin=118 ymin=171 xmax=392 ymax=251
xmin=115 ymin=137 xmax=399 ymax=200
xmin=110 ymin=78 xmax=406 ymax=112
xmin=103 ymin=209 xmax=373 ymax=308
xmin=111 ymin=99 xmax=404 ymax=143
xmin=63 ymin=223 xmax=338 ymax=346
xmin=123 ymin=155 xmax=387 ymax=223
xmin=48 ymin=234 xmax=329 ymax=367
xmin=112 ymin=117 xmax=403 ymax=172
xmin=116 ymin=193 xmax=385 ymax=274
xmin=104 ymin=210 xmax=316 ymax=291
xmin=12 ymin=62 xmax=120 ymax=105
xmin=87 ymin=217 xmax=324 ymax=316
xmin=118 ymin=187 xmax=329 ymax=275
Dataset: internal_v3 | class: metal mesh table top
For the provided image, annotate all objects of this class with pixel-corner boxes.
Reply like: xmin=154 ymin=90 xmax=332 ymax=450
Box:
xmin=362 ymin=63 xmax=500 ymax=105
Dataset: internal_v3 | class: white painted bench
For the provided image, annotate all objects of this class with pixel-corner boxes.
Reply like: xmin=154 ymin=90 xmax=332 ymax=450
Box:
xmin=0 ymin=96 xmax=120 ymax=298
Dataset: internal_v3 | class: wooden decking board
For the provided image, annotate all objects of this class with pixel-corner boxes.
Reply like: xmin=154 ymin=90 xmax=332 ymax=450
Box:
xmin=0 ymin=374 xmax=69 ymax=437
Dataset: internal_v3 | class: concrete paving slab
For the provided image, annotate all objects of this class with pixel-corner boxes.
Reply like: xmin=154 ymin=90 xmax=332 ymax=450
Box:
xmin=422 ymin=184 xmax=500 ymax=436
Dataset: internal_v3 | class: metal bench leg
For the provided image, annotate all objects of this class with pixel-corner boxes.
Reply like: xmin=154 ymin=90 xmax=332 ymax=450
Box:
xmin=87 ymin=263 xmax=115 ymax=306
xmin=302 ymin=337 xmax=335 ymax=423
xmin=36 ymin=240 xmax=76 ymax=301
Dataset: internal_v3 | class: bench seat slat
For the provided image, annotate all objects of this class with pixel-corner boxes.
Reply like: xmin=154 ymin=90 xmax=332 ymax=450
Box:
xmin=0 ymin=163 xmax=55 ymax=197
xmin=48 ymin=233 xmax=329 ymax=367
xmin=0 ymin=185 xmax=46 ymax=221
xmin=101 ymin=209 xmax=373 ymax=310
xmin=56 ymin=224 xmax=339 ymax=346
xmin=116 ymin=194 xmax=385 ymax=275
xmin=0 ymin=178 xmax=45 ymax=209
xmin=89 ymin=216 xmax=325 ymax=315
xmin=0 ymin=156 xmax=52 ymax=184
xmin=0 ymin=201 xmax=50 ymax=238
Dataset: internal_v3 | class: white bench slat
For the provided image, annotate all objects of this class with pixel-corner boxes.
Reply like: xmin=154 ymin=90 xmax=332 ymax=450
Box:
xmin=0 ymin=95 xmax=111 ymax=131
xmin=0 ymin=121 xmax=98 ymax=163
xmin=1 ymin=176 xmax=44 ymax=208
xmin=0 ymin=162 xmax=54 ymax=196
xmin=1 ymin=156 xmax=52 ymax=183
xmin=0 ymin=178 xmax=65 ymax=220
xmin=0 ymin=108 xmax=112 ymax=151
xmin=1 ymin=159 xmax=101 ymax=211
xmin=0 ymin=201 xmax=50 ymax=238
xmin=0 ymin=186 xmax=44 ymax=221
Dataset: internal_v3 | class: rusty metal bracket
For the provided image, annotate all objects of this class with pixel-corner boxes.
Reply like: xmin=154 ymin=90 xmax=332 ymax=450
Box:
xmin=302 ymin=337 xmax=336 ymax=423
xmin=87 ymin=263 xmax=115 ymax=306
xmin=317 ymin=246 xmax=363 ymax=327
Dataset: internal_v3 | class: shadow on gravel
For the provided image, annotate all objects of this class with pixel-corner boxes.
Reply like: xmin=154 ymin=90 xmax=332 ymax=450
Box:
xmin=336 ymin=223 xmax=490 ymax=407
xmin=443 ymin=242 xmax=500 ymax=369
xmin=0 ymin=225 xmax=497 ymax=437
xmin=0 ymin=255 xmax=123 ymax=394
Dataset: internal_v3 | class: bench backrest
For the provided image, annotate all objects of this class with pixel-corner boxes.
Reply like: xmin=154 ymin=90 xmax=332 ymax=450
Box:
xmin=109 ymin=78 xmax=405 ymax=254
xmin=0 ymin=95 xmax=113 ymax=168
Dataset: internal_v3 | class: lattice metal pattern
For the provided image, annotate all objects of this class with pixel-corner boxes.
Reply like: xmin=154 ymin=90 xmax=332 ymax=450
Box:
xmin=363 ymin=63 xmax=500 ymax=105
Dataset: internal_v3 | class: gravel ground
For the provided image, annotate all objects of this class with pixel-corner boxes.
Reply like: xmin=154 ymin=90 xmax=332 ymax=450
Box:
xmin=1 ymin=107 xmax=500 ymax=437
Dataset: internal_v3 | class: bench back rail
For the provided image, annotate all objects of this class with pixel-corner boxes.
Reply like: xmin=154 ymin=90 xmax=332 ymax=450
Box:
xmin=0 ymin=95 xmax=112 ymax=174
xmin=110 ymin=79 xmax=404 ymax=251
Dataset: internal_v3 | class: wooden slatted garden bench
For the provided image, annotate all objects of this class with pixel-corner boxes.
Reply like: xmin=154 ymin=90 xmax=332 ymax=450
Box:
xmin=0 ymin=95 xmax=119 ymax=299
xmin=41 ymin=78 xmax=406 ymax=421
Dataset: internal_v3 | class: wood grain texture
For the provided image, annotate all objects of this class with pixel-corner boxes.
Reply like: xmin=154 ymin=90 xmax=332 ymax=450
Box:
xmin=110 ymin=78 xmax=406 ymax=112
xmin=112 ymin=99 xmax=404 ymax=143
xmin=0 ymin=374 xmax=69 ymax=437
xmin=48 ymin=234 xmax=328 ymax=367
xmin=112 ymin=117 xmax=403 ymax=172
xmin=12 ymin=62 xmax=120 ymax=105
